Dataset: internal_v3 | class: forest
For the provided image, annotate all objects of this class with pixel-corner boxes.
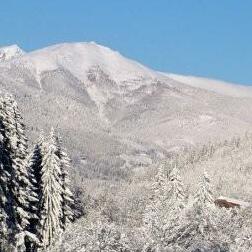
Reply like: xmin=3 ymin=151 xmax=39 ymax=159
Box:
xmin=0 ymin=94 xmax=75 ymax=251
xmin=0 ymin=93 xmax=252 ymax=252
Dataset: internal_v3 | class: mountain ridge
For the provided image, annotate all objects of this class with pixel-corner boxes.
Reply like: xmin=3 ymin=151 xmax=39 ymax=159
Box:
xmin=3 ymin=41 xmax=251 ymax=96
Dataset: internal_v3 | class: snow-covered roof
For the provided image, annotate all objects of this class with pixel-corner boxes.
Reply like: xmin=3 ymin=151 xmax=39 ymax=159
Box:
xmin=216 ymin=196 xmax=251 ymax=208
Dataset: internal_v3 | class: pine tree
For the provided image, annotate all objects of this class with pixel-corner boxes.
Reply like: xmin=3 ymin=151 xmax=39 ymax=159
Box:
xmin=0 ymin=130 xmax=11 ymax=249
xmin=170 ymin=170 xmax=236 ymax=251
xmin=37 ymin=128 xmax=63 ymax=248
xmin=175 ymin=170 xmax=216 ymax=249
xmin=28 ymin=131 xmax=45 ymax=210
xmin=0 ymin=94 xmax=36 ymax=248
xmin=143 ymin=161 xmax=168 ymax=250
xmin=166 ymin=164 xmax=185 ymax=208
xmin=0 ymin=171 xmax=9 ymax=250
xmin=144 ymin=160 xmax=168 ymax=229
xmin=150 ymin=161 xmax=167 ymax=202
xmin=54 ymin=135 xmax=74 ymax=228
xmin=3 ymin=95 xmax=31 ymax=229
xmin=160 ymin=164 xmax=186 ymax=249
xmin=144 ymin=161 xmax=186 ymax=250
xmin=26 ymin=132 xmax=45 ymax=250
xmin=28 ymin=129 xmax=75 ymax=249
xmin=194 ymin=169 xmax=214 ymax=207
xmin=0 ymin=95 xmax=16 ymax=238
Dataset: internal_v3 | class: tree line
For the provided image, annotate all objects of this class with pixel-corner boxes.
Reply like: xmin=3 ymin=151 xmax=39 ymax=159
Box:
xmin=0 ymin=94 xmax=75 ymax=251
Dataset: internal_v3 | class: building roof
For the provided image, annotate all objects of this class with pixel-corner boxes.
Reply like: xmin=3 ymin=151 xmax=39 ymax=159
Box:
xmin=215 ymin=196 xmax=251 ymax=208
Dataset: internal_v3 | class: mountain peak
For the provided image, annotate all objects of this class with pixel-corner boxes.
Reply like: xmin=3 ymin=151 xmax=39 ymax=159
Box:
xmin=0 ymin=44 xmax=25 ymax=62
xmin=15 ymin=41 xmax=156 ymax=82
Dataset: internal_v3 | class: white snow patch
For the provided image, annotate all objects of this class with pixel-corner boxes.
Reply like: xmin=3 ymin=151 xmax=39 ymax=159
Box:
xmin=86 ymin=84 xmax=110 ymax=124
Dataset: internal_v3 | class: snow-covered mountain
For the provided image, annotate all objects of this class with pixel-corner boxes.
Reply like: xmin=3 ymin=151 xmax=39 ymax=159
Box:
xmin=0 ymin=42 xmax=252 ymax=179
xmin=0 ymin=44 xmax=25 ymax=62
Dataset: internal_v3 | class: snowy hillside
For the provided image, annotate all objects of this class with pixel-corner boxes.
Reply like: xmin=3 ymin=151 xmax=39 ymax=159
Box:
xmin=0 ymin=42 xmax=252 ymax=179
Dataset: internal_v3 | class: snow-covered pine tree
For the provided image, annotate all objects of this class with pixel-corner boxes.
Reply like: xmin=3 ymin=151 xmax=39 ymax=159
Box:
xmin=166 ymin=163 xmax=185 ymax=208
xmin=0 ymin=94 xmax=36 ymax=248
xmin=194 ymin=169 xmax=214 ymax=207
xmin=170 ymin=170 xmax=236 ymax=251
xmin=38 ymin=128 xmax=63 ymax=248
xmin=143 ymin=161 xmax=169 ymax=250
xmin=173 ymin=170 xmax=216 ymax=249
xmin=158 ymin=164 xmax=186 ymax=249
xmin=150 ymin=160 xmax=167 ymax=202
xmin=26 ymin=132 xmax=46 ymax=250
xmin=0 ymin=167 xmax=9 ymax=250
xmin=28 ymin=129 xmax=75 ymax=249
xmin=2 ymin=95 xmax=31 ymax=230
xmin=54 ymin=135 xmax=74 ymax=228
xmin=143 ymin=160 xmax=186 ymax=251
xmin=0 ymin=126 xmax=11 ymax=249
xmin=144 ymin=160 xmax=169 ymax=229
xmin=28 ymin=132 xmax=45 ymax=204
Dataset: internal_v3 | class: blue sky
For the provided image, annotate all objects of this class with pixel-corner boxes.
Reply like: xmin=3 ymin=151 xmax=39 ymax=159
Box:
xmin=0 ymin=0 xmax=252 ymax=85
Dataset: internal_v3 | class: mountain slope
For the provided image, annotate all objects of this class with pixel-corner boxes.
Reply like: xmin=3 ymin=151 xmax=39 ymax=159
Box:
xmin=0 ymin=42 xmax=252 ymax=180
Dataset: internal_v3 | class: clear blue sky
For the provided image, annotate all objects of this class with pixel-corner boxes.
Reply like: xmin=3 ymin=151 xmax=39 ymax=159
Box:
xmin=1 ymin=0 xmax=252 ymax=85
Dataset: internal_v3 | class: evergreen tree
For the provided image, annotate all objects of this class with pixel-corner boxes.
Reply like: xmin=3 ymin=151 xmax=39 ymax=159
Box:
xmin=28 ymin=129 xmax=75 ymax=250
xmin=28 ymin=131 xmax=45 ymax=215
xmin=2 ymin=95 xmax=31 ymax=230
xmin=169 ymin=170 xmax=216 ymax=249
xmin=143 ymin=161 xmax=168 ymax=250
xmin=160 ymin=164 xmax=186 ymax=249
xmin=37 ymin=128 xmax=63 ymax=248
xmin=26 ymin=132 xmax=45 ymax=250
xmin=166 ymin=163 xmax=185 ymax=208
xmin=55 ymin=136 xmax=74 ymax=228
xmin=144 ymin=161 xmax=186 ymax=250
xmin=150 ymin=160 xmax=167 ymax=202
xmin=0 ymin=94 xmax=36 ymax=248
xmin=0 ymin=130 xmax=11 ymax=249
xmin=194 ymin=169 xmax=214 ymax=207
xmin=170 ymin=170 xmax=236 ymax=251
xmin=0 ymin=95 xmax=16 ymax=239
xmin=0 ymin=94 xmax=75 ymax=250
